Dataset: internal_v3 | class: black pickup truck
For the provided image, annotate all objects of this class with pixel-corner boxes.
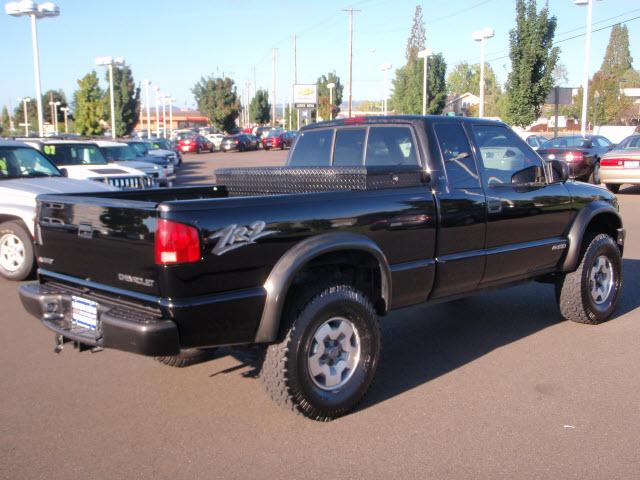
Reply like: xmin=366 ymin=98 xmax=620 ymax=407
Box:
xmin=20 ymin=116 xmax=625 ymax=421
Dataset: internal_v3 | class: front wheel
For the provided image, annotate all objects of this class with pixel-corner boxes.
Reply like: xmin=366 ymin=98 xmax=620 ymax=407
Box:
xmin=605 ymin=183 xmax=621 ymax=194
xmin=555 ymin=233 xmax=622 ymax=324
xmin=0 ymin=221 xmax=35 ymax=281
xmin=261 ymin=284 xmax=380 ymax=421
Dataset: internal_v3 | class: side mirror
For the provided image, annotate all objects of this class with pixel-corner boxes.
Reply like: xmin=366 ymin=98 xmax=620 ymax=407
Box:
xmin=59 ymin=168 xmax=68 ymax=177
xmin=511 ymin=165 xmax=544 ymax=184
xmin=549 ymin=159 xmax=569 ymax=183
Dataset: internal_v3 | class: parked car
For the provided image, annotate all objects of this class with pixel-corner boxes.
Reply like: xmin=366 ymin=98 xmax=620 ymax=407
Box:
xmin=25 ymin=140 xmax=153 ymax=189
xmin=600 ymin=134 xmax=640 ymax=193
xmin=97 ymin=141 xmax=174 ymax=187
xmin=537 ymin=134 xmax=614 ymax=184
xmin=261 ymin=130 xmax=287 ymax=150
xmin=205 ymin=133 xmax=225 ymax=151
xmin=125 ymin=139 xmax=180 ymax=168
xmin=523 ymin=134 xmax=548 ymax=151
xmin=178 ymin=135 xmax=214 ymax=154
xmin=146 ymin=138 xmax=182 ymax=166
xmin=0 ymin=141 xmax=112 ymax=280
xmin=253 ymin=126 xmax=275 ymax=146
xmin=20 ymin=116 xmax=625 ymax=421
xmin=220 ymin=134 xmax=259 ymax=152
xmin=281 ymin=130 xmax=297 ymax=148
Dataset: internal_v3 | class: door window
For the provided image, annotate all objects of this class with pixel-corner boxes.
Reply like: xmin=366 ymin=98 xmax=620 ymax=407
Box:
xmin=365 ymin=127 xmax=418 ymax=166
xmin=333 ymin=128 xmax=366 ymax=166
xmin=433 ymin=123 xmax=479 ymax=189
xmin=471 ymin=125 xmax=546 ymax=187
xmin=594 ymin=136 xmax=611 ymax=147
xmin=288 ymin=129 xmax=334 ymax=166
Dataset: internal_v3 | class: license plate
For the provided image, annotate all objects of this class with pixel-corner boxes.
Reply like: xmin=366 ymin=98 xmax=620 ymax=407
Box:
xmin=71 ymin=296 xmax=98 ymax=330
xmin=624 ymin=161 xmax=639 ymax=168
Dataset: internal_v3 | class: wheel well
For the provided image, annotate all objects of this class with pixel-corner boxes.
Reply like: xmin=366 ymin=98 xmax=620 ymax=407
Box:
xmin=0 ymin=214 xmax=25 ymax=227
xmin=585 ymin=212 xmax=622 ymax=249
xmin=283 ymin=250 xmax=386 ymax=318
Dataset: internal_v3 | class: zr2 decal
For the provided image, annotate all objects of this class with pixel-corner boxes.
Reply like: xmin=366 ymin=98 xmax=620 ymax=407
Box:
xmin=209 ymin=221 xmax=277 ymax=256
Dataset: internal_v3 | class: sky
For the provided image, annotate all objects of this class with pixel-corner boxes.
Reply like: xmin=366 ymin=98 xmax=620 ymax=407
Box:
xmin=1 ymin=0 xmax=639 ymax=112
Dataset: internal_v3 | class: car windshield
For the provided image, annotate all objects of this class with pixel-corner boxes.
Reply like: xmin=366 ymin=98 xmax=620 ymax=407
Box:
xmin=102 ymin=146 xmax=137 ymax=161
xmin=541 ymin=136 xmax=588 ymax=149
xmin=618 ymin=136 xmax=640 ymax=149
xmin=128 ymin=143 xmax=148 ymax=156
xmin=0 ymin=146 xmax=61 ymax=179
xmin=147 ymin=139 xmax=170 ymax=150
xmin=43 ymin=143 xmax=107 ymax=166
xmin=267 ymin=131 xmax=282 ymax=138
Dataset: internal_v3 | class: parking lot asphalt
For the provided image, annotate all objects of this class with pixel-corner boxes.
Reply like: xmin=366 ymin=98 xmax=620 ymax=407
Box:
xmin=2 ymin=150 xmax=640 ymax=479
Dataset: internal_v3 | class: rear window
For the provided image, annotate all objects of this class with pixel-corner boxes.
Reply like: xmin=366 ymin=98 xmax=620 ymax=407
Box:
xmin=333 ymin=128 xmax=366 ymax=166
xmin=365 ymin=127 xmax=418 ymax=166
xmin=541 ymin=136 xmax=587 ymax=149
xmin=43 ymin=144 xmax=107 ymax=166
xmin=288 ymin=129 xmax=333 ymax=166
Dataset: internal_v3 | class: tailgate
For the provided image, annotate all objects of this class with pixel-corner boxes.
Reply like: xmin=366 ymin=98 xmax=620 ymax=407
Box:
xmin=35 ymin=195 xmax=161 ymax=296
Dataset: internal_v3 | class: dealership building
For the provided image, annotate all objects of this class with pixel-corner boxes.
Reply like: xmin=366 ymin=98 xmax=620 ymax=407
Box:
xmin=134 ymin=108 xmax=209 ymax=134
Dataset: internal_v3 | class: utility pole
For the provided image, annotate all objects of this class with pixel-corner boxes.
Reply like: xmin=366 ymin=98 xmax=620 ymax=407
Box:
xmin=293 ymin=34 xmax=299 ymax=130
xmin=272 ymin=48 xmax=278 ymax=127
xmin=343 ymin=7 xmax=360 ymax=118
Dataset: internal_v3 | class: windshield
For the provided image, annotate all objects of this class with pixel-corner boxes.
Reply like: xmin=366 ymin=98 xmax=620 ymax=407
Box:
xmin=541 ymin=136 xmax=588 ymax=149
xmin=0 ymin=147 xmax=61 ymax=179
xmin=267 ymin=130 xmax=282 ymax=138
xmin=147 ymin=139 xmax=170 ymax=150
xmin=43 ymin=143 xmax=107 ymax=166
xmin=618 ymin=136 xmax=640 ymax=149
xmin=102 ymin=146 xmax=138 ymax=161
xmin=128 ymin=143 xmax=148 ymax=156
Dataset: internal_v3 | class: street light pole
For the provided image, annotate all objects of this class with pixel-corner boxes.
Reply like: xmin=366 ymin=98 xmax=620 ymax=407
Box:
xmin=60 ymin=106 xmax=69 ymax=133
xmin=17 ymin=96 xmax=31 ymax=136
xmin=6 ymin=1 xmax=60 ymax=137
xmin=418 ymin=49 xmax=432 ymax=116
xmin=379 ymin=64 xmax=392 ymax=115
xmin=575 ymin=0 xmax=595 ymax=136
xmin=167 ymin=96 xmax=175 ymax=138
xmin=472 ymin=27 xmax=495 ymax=118
xmin=327 ymin=82 xmax=335 ymax=120
xmin=154 ymin=86 xmax=160 ymax=138
xmin=95 ymin=56 xmax=124 ymax=139
xmin=161 ymin=95 xmax=167 ymax=138
xmin=143 ymin=79 xmax=151 ymax=138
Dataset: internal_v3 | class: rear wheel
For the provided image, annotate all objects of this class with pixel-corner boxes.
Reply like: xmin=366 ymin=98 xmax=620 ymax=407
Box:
xmin=555 ymin=233 xmax=622 ymax=324
xmin=261 ymin=284 xmax=380 ymax=421
xmin=0 ymin=221 xmax=35 ymax=281
xmin=605 ymin=183 xmax=621 ymax=194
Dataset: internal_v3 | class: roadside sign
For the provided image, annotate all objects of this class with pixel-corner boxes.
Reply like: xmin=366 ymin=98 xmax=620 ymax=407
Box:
xmin=294 ymin=84 xmax=317 ymax=108
xmin=545 ymin=87 xmax=572 ymax=105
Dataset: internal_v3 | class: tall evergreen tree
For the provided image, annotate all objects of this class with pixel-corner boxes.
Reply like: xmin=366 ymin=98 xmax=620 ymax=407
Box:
xmin=391 ymin=6 xmax=446 ymax=115
xmin=600 ymin=24 xmax=633 ymax=78
xmin=192 ymin=76 xmax=240 ymax=133
xmin=250 ymin=89 xmax=271 ymax=124
xmin=316 ymin=71 xmax=344 ymax=120
xmin=106 ymin=64 xmax=140 ymax=137
xmin=73 ymin=71 xmax=105 ymax=135
xmin=0 ymin=106 xmax=11 ymax=135
xmin=504 ymin=0 xmax=559 ymax=127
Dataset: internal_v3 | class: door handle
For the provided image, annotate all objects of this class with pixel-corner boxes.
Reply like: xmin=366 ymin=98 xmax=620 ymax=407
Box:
xmin=487 ymin=199 xmax=502 ymax=214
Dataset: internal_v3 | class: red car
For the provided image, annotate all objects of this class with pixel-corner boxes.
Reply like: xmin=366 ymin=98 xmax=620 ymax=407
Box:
xmin=261 ymin=130 xmax=286 ymax=150
xmin=178 ymin=135 xmax=214 ymax=154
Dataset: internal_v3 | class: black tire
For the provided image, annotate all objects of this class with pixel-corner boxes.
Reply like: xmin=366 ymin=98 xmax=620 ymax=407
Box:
xmin=155 ymin=348 xmax=217 ymax=368
xmin=261 ymin=284 xmax=380 ymax=421
xmin=589 ymin=161 xmax=601 ymax=184
xmin=0 ymin=221 xmax=35 ymax=281
xmin=605 ymin=183 xmax=621 ymax=194
xmin=555 ymin=233 xmax=622 ymax=324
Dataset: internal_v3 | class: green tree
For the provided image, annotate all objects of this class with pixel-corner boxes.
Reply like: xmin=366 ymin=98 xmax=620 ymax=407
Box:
xmin=390 ymin=5 xmax=447 ymax=115
xmin=192 ymin=76 xmax=240 ymax=133
xmin=1 ymin=106 xmax=11 ymax=135
xmin=316 ymin=71 xmax=344 ymax=120
xmin=42 ymin=89 xmax=68 ymax=125
xmin=249 ymin=89 xmax=270 ymax=124
xmin=447 ymin=61 xmax=504 ymax=117
xmin=106 ymin=64 xmax=140 ymax=137
xmin=504 ymin=0 xmax=559 ymax=127
xmin=600 ymin=24 xmax=633 ymax=78
xmin=283 ymin=104 xmax=299 ymax=130
xmin=73 ymin=71 xmax=106 ymax=135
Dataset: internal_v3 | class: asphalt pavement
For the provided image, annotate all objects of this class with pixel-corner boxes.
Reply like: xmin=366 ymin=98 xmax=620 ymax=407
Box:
xmin=2 ymin=149 xmax=639 ymax=479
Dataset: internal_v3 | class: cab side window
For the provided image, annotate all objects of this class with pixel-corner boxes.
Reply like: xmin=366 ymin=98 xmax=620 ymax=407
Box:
xmin=433 ymin=123 xmax=479 ymax=189
xmin=365 ymin=127 xmax=418 ymax=166
xmin=333 ymin=128 xmax=366 ymax=166
xmin=471 ymin=125 xmax=545 ymax=187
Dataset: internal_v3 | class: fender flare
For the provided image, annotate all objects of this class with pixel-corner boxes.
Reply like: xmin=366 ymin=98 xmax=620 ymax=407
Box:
xmin=561 ymin=201 xmax=622 ymax=272
xmin=0 ymin=207 xmax=35 ymax=237
xmin=254 ymin=232 xmax=391 ymax=343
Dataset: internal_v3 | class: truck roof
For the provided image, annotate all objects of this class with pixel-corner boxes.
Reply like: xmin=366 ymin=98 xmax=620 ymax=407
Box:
xmin=300 ymin=115 xmax=505 ymax=131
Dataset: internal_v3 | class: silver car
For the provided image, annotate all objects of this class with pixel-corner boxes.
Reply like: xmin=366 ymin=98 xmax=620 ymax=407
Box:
xmin=600 ymin=134 xmax=640 ymax=193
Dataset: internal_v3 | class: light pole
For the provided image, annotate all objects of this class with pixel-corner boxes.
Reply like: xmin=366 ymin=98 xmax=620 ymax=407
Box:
xmin=160 ymin=95 xmax=167 ymax=138
xmin=575 ymin=0 xmax=598 ymax=136
xmin=154 ymin=86 xmax=160 ymax=138
xmin=17 ymin=96 xmax=31 ymax=136
xmin=5 ymin=1 xmax=60 ymax=137
xmin=95 ymin=56 xmax=124 ymax=139
xmin=167 ymin=96 xmax=175 ymax=138
xmin=142 ymin=79 xmax=151 ymax=138
xmin=417 ymin=49 xmax=432 ymax=116
xmin=49 ymin=100 xmax=60 ymax=134
xmin=327 ymin=82 xmax=335 ymax=120
xmin=60 ymin=106 xmax=69 ymax=133
xmin=472 ymin=27 xmax=495 ymax=118
xmin=379 ymin=63 xmax=392 ymax=115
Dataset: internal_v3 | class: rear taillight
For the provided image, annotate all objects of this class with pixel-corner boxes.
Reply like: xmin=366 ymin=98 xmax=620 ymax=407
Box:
xmin=235 ymin=140 xmax=239 ymax=144
xmin=155 ymin=219 xmax=201 ymax=265
xmin=565 ymin=151 xmax=583 ymax=162
xmin=601 ymin=158 xmax=624 ymax=167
